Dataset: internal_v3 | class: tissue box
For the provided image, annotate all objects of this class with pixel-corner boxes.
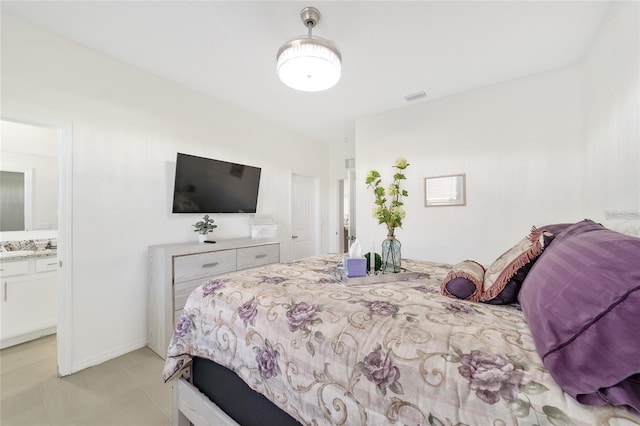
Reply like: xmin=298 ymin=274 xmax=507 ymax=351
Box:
xmin=251 ymin=224 xmax=278 ymax=239
xmin=345 ymin=258 xmax=367 ymax=278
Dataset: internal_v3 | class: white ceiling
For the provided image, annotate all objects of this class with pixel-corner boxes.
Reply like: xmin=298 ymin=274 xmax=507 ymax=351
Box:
xmin=2 ymin=1 xmax=612 ymax=144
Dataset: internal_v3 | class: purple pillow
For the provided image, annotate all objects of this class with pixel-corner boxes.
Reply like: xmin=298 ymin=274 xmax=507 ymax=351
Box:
xmin=536 ymin=222 xmax=572 ymax=236
xmin=519 ymin=219 xmax=640 ymax=413
xmin=482 ymin=271 xmax=525 ymax=305
xmin=443 ymin=277 xmax=477 ymax=299
xmin=480 ymin=227 xmax=553 ymax=304
xmin=441 ymin=260 xmax=484 ymax=302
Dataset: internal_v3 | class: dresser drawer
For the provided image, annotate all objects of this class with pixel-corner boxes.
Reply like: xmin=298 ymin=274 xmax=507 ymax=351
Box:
xmin=173 ymin=250 xmax=236 ymax=284
xmin=35 ymin=257 xmax=58 ymax=273
xmin=237 ymin=244 xmax=279 ymax=270
xmin=0 ymin=261 xmax=30 ymax=277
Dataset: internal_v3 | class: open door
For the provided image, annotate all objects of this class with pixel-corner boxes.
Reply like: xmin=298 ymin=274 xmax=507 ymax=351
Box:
xmin=1 ymin=110 xmax=73 ymax=376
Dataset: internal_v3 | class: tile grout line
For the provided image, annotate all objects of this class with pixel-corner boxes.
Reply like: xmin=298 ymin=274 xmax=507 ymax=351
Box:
xmin=40 ymin=337 xmax=57 ymax=425
xmin=38 ymin=380 xmax=55 ymax=426
xmin=0 ymin=356 xmax=57 ymax=401
xmin=118 ymin=358 xmax=172 ymax=422
xmin=0 ymin=336 xmax=56 ymax=424
xmin=2 ymin=339 xmax=170 ymax=425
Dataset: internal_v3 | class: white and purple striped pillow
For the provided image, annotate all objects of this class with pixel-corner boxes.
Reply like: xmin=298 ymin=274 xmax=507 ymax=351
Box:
xmin=519 ymin=219 xmax=640 ymax=413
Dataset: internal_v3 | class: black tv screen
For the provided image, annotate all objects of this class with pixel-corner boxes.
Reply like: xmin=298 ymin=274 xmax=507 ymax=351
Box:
xmin=172 ymin=153 xmax=261 ymax=213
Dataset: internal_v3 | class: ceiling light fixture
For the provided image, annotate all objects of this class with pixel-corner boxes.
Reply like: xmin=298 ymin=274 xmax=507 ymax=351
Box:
xmin=276 ymin=7 xmax=342 ymax=92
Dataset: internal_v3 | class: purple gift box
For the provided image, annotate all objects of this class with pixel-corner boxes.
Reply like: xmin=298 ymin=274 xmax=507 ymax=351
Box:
xmin=346 ymin=258 xmax=367 ymax=277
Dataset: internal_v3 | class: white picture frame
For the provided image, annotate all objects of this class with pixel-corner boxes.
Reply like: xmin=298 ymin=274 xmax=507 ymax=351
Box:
xmin=424 ymin=173 xmax=466 ymax=207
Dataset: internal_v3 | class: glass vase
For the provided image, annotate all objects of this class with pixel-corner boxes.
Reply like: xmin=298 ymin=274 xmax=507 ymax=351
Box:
xmin=381 ymin=235 xmax=401 ymax=273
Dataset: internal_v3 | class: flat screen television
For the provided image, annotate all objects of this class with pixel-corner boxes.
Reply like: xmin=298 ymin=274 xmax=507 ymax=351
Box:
xmin=172 ymin=153 xmax=261 ymax=213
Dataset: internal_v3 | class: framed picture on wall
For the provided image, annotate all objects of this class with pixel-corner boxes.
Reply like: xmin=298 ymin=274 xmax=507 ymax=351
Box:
xmin=424 ymin=173 xmax=466 ymax=207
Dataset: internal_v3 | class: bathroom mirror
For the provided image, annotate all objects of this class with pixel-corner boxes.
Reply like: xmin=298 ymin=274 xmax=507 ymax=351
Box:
xmin=1 ymin=119 xmax=58 ymax=232
xmin=424 ymin=173 xmax=466 ymax=207
xmin=0 ymin=169 xmax=33 ymax=231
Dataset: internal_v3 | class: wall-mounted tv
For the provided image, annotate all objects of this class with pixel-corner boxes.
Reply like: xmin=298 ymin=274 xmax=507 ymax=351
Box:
xmin=172 ymin=153 xmax=261 ymax=214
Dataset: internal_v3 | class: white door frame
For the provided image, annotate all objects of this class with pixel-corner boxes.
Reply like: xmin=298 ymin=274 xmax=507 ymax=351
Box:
xmin=1 ymin=109 xmax=73 ymax=376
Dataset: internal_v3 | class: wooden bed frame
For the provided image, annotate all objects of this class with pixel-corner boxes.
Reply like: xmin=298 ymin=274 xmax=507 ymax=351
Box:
xmin=173 ymin=377 xmax=238 ymax=426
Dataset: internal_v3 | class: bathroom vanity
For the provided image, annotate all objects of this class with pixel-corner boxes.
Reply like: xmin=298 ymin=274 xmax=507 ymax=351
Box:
xmin=0 ymin=240 xmax=57 ymax=348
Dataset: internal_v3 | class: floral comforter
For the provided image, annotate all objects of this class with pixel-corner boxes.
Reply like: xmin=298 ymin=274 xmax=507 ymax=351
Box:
xmin=163 ymin=255 xmax=640 ymax=426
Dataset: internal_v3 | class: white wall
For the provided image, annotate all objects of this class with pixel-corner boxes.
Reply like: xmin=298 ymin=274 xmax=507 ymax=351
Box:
xmin=355 ymin=2 xmax=639 ymax=266
xmin=1 ymin=121 xmax=58 ymax=231
xmin=1 ymin=15 xmax=330 ymax=372
xmin=356 ymin=65 xmax=585 ymax=265
xmin=582 ymin=1 xmax=640 ymax=220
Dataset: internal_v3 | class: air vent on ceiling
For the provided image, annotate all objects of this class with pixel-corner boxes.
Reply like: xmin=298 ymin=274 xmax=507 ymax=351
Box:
xmin=404 ymin=91 xmax=427 ymax=102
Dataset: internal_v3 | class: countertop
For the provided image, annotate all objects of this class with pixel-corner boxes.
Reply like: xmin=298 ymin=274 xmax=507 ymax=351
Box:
xmin=0 ymin=249 xmax=57 ymax=263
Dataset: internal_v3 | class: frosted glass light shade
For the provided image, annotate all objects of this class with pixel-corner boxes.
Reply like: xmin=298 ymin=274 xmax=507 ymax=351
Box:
xmin=276 ymin=38 xmax=341 ymax=92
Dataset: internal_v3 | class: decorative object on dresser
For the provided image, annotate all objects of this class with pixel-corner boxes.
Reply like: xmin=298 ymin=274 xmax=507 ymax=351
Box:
xmin=192 ymin=214 xmax=217 ymax=243
xmin=365 ymin=158 xmax=409 ymax=273
xmin=251 ymin=214 xmax=278 ymax=239
xmin=147 ymin=237 xmax=280 ymax=358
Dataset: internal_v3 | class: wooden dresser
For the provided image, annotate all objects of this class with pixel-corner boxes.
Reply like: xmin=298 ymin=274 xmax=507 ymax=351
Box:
xmin=147 ymin=238 xmax=279 ymax=358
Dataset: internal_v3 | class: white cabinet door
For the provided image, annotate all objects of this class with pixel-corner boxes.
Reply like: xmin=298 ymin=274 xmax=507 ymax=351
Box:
xmin=0 ymin=260 xmax=30 ymax=277
xmin=35 ymin=257 xmax=58 ymax=272
xmin=1 ymin=272 xmax=57 ymax=341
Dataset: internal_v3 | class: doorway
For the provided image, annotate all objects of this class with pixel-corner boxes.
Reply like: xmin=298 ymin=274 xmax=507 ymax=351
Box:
xmin=339 ymin=163 xmax=356 ymax=253
xmin=0 ymin=110 xmax=73 ymax=376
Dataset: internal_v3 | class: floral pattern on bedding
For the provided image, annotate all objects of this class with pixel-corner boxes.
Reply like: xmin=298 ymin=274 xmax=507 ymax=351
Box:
xmin=163 ymin=255 xmax=640 ymax=426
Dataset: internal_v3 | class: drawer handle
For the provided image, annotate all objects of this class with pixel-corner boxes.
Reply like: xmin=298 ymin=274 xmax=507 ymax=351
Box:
xmin=46 ymin=263 xmax=57 ymax=266
xmin=202 ymin=262 xmax=219 ymax=268
xmin=255 ymin=254 xmax=267 ymax=259
xmin=4 ymin=282 xmax=7 ymax=302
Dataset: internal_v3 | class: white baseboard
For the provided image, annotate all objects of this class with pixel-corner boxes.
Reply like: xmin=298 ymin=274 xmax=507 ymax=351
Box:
xmin=69 ymin=337 xmax=149 ymax=375
xmin=0 ymin=326 xmax=57 ymax=349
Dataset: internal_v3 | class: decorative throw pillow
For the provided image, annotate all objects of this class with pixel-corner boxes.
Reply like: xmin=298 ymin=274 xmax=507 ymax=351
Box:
xmin=519 ymin=219 xmax=640 ymax=413
xmin=441 ymin=260 xmax=485 ymax=302
xmin=479 ymin=227 xmax=553 ymax=304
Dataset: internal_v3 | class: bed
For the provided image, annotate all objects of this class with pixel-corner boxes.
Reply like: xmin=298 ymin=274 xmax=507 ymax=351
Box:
xmin=163 ymin=219 xmax=640 ymax=425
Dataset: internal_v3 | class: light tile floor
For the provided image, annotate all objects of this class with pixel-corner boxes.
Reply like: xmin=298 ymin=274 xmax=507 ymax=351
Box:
xmin=0 ymin=335 xmax=172 ymax=426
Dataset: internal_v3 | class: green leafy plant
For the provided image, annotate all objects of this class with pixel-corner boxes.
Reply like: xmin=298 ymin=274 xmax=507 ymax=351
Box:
xmin=192 ymin=215 xmax=217 ymax=235
xmin=365 ymin=158 xmax=409 ymax=236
